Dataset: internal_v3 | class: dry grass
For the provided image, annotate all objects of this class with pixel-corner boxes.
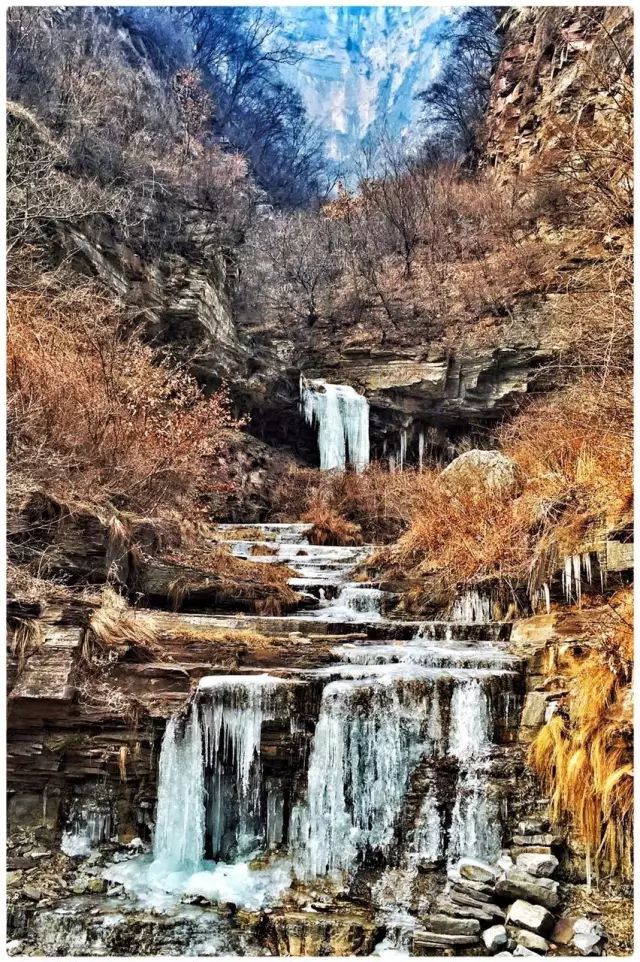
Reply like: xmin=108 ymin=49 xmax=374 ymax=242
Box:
xmin=7 ymin=287 xmax=242 ymax=514
xmin=165 ymin=546 xmax=300 ymax=616
xmin=249 ymin=543 xmax=279 ymax=556
xmin=382 ymin=376 xmax=632 ymax=608
xmin=9 ymin=618 xmax=44 ymax=670
xmin=302 ymin=498 xmax=364 ymax=546
xmin=83 ymin=587 xmax=163 ymax=663
xmin=529 ymin=589 xmax=633 ymax=878
xmin=274 ymin=464 xmax=432 ymax=543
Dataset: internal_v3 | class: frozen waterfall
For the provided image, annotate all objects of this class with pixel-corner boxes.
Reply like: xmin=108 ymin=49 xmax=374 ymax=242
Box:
xmin=153 ymin=712 xmax=205 ymax=869
xmin=300 ymin=376 xmax=369 ymax=471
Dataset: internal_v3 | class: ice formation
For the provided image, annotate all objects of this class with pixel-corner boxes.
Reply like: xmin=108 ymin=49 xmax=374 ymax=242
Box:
xmin=450 ymin=589 xmax=493 ymax=623
xmin=300 ymin=377 xmax=369 ymax=471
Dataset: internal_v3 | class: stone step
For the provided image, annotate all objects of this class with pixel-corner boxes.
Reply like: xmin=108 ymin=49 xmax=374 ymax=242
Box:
xmin=171 ymin=614 xmax=510 ymax=641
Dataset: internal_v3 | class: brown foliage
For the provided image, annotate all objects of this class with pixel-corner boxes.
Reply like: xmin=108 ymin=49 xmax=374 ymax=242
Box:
xmin=273 ymin=464 xmax=433 ymax=544
xmin=7 ymin=287 xmax=242 ymax=513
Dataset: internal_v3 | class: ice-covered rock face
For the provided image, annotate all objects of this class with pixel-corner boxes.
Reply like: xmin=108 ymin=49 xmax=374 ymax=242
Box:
xmin=273 ymin=6 xmax=452 ymax=174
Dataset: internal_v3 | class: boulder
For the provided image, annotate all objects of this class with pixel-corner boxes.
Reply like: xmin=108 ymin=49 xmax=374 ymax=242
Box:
xmin=442 ymin=450 xmax=519 ymax=493
xmin=506 ymin=900 xmax=555 ymax=936
xmin=496 ymin=869 xmax=560 ymax=909
xmin=458 ymin=857 xmax=500 ymax=884
xmin=429 ymin=915 xmax=481 ymax=936
xmin=572 ymin=918 xmax=605 ymax=956
xmin=483 ymin=925 xmax=509 ymax=952
xmin=516 ymin=853 xmax=559 ymax=878
xmin=512 ymin=928 xmax=550 ymax=952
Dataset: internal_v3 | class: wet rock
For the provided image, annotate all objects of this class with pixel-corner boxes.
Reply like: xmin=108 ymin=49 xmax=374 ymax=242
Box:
xmin=458 ymin=857 xmax=500 ymax=884
xmin=511 ymin=928 xmax=550 ymax=952
xmin=506 ymin=900 xmax=554 ymax=936
xmin=434 ymin=896 xmax=497 ymax=923
xmin=510 ymin=845 xmax=553 ymax=859
xmin=71 ymin=879 xmax=88 ymax=895
xmin=572 ymin=918 xmax=605 ymax=956
xmin=518 ymin=819 xmax=549 ymax=836
xmin=428 ymin=915 xmax=481 ymax=936
xmin=511 ymin=834 xmax=558 ymax=847
xmin=498 ymin=854 xmax=515 ymax=872
xmin=483 ymin=924 xmax=509 ymax=952
xmin=515 ymin=853 xmax=558 ymax=878
xmin=6 ymin=940 xmax=24 ymax=956
xmin=496 ymin=869 xmax=560 ymax=909
xmin=413 ymin=930 xmax=479 ymax=949
xmin=86 ymin=878 xmax=107 ymax=894
xmin=7 ymin=870 xmax=24 ymax=889
xmin=448 ymin=887 xmax=505 ymax=919
xmin=513 ymin=945 xmax=538 ymax=956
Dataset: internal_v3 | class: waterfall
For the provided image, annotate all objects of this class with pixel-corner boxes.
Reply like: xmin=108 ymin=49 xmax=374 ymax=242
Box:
xmin=153 ymin=712 xmax=205 ymax=869
xmin=290 ymin=674 xmax=444 ymax=879
xmin=309 ymin=584 xmax=386 ymax=621
xmin=300 ymin=376 xmax=369 ymax=471
xmin=447 ymin=678 xmax=501 ymax=862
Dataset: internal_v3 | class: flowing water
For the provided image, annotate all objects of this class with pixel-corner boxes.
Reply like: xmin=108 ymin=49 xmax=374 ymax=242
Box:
xmin=53 ymin=522 xmax=522 ymax=954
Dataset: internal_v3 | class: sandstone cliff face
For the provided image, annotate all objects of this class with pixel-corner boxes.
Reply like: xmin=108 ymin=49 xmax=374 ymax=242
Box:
xmin=485 ymin=6 xmax=633 ymax=173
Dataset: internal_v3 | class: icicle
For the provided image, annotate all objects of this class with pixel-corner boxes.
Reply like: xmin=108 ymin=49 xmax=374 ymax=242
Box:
xmin=198 ymin=675 xmax=289 ymax=859
xmin=153 ymin=711 xmax=205 ymax=869
xmin=572 ymin=554 xmax=582 ymax=604
xmin=418 ymin=430 xmax=425 ymax=472
xmin=582 ymin=552 xmax=592 ymax=584
xmin=563 ymin=556 xmax=573 ymax=602
xmin=300 ymin=377 xmax=369 ymax=471
xmin=399 ymin=430 xmax=407 ymax=472
xmin=450 ymin=589 xmax=492 ymax=623
xmin=542 ymin=582 xmax=551 ymax=614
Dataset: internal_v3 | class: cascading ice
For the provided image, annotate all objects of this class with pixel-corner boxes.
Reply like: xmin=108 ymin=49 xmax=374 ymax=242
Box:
xmin=300 ymin=376 xmax=369 ymax=471
xmin=447 ymin=678 xmax=502 ymax=862
xmin=290 ymin=673 xmax=445 ymax=879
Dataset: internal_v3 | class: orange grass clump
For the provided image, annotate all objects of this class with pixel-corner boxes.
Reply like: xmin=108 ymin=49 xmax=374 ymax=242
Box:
xmin=302 ymin=498 xmax=364 ymax=546
xmin=529 ymin=589 xmax=633 ymax=878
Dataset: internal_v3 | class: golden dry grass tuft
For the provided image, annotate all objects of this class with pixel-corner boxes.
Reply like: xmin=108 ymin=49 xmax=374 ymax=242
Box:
xmin=529 ymin=589 xmax=633 ymax=878
xmin=84 ymin=587 xmax=163 ymax=663
xmin=302 ymin=498 xmax=364 ymax=546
